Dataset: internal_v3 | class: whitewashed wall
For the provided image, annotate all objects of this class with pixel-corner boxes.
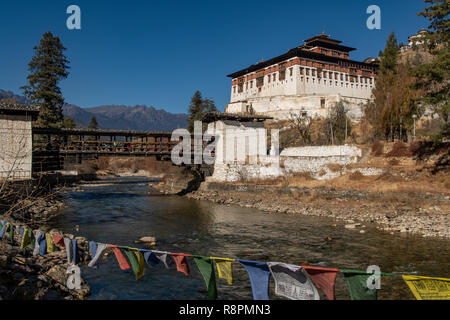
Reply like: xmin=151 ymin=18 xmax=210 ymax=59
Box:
xmin=0 ymin=114 xmax=33 ymax=179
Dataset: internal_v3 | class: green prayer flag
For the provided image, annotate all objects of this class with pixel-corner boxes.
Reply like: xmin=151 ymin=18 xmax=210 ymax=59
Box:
xmin=193 ymin=255 xmax=217 ymax=300
xmin=124 ymin=249 xmax=144 ymax=280
xmin=28 ymin=229 xmax=35 ymax=249
xmin=341 ymin=269 xmax=377 ymax=300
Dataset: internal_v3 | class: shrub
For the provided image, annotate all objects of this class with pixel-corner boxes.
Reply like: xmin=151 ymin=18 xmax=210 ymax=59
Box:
xmin=371 ymin=141 xmax=384 ymax=156
xmin=385 ymin=141 xmax=412 ymax=157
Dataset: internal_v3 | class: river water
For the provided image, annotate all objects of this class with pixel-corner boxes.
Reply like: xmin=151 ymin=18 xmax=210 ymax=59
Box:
xmin=48 ymin=177 xmax=450 ymax=300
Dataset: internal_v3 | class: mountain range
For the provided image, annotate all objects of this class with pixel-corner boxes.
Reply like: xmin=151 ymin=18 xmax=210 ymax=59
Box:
xmin=0 ymin=89 xmax=188 ymax=131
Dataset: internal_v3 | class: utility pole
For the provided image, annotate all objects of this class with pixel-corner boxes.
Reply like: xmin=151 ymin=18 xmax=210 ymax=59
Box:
xmin=345 ymin=111 xmax=348 ymax=145
xmin=330 ymin=122 xmax=334 ymax=145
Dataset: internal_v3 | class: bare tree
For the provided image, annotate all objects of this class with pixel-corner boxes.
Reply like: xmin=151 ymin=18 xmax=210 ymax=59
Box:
xmin=288 ymin=109 xmax=312 ymax=146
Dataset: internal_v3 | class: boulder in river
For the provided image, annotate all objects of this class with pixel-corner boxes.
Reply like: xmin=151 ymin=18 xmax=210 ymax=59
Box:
xmin=134 ymin=237 xmax=156 ymax=246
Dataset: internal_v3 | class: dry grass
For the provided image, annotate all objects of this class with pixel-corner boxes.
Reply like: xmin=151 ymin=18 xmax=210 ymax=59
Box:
xmin=385 ymin=141 xmax=413 ymax=157
xmin=371 ymin=141 xmax=384 ymax=156
xmin=349 ymin=171 xmax=365 ymax=181
xmin=327 ymin=163 xmax=343 ymax=173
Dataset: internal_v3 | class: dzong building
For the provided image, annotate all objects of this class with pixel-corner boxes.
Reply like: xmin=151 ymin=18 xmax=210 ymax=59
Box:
xmin=225 ymin=34 xmax=378 ymax=121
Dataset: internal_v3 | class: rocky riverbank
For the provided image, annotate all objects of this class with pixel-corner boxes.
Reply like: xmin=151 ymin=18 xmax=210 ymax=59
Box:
xmin=0 ymin=180 xmax=91 ymax=300
xmin=186 ymin=182 xmax=450 ymax=239
xmin=0 ymin=232 xmax=90 ymax=300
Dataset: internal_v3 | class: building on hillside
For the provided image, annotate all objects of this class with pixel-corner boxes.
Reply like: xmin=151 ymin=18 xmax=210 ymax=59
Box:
xmin=0 ymin=102 xmax=39 ymax=179
xmin=225 ymin=34 xmax=378 ymax=121
xmin=400 ymin=29 xmax=430 ymax=52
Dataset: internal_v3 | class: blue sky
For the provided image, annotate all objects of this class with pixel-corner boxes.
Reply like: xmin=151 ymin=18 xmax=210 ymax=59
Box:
xmin=1 ymin=0 xmax=429 ymax=113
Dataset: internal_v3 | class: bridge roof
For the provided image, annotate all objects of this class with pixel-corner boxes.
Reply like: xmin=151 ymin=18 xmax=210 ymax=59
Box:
xmin=201 ymin=112 xmax=273 ymax=123
xmin=32 ymin=127 xmax=173 ymax=137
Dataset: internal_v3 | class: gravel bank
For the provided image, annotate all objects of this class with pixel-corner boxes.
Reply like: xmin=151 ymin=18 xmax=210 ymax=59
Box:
xmin=186 ymin=183 xmax=450 ymax=239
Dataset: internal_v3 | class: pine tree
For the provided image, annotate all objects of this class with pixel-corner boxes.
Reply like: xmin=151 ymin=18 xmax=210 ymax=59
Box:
xmin=62 ymin=116 xmax=76 ymax=128
xmin=88 ymin=116 xmax=99 ymax=129
xmin=379 ymin=32 xmax=401 ymax=75
xmin=21 ymin=32 xmax=70 ymax=128
xmin=414 ymin=0 xmax=450 ymax=138
xmin=187 ymin=91 xmax=217 ymax=132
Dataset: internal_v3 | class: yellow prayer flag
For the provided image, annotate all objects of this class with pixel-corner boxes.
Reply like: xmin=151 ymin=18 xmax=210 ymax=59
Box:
xmin=402 ymin=275 xmax=450 ymax=300
xmin=211 ymin=257 xmax=235 ymax=285
xmin=46 ymin=233 xmax=55 ymax=253
xmin=134 ymin=251 xmax=145 ymax=280
xmin=20 ymin=227 xmax=31 ymax=249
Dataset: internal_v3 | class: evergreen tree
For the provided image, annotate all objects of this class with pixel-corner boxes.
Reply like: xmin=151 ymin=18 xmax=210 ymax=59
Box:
xmin=187 ymin=91 xmax=217 ymax=132
xmin=62 ymin=116 xmax=76 ymax=128
xmin=379 ymin=32 xmax=401 ymax=75
xmin=21 ymin=32 xmax=70 ymax=128
xmin=88 ymin=116 xmax=99 ymax=129
xmin=414 ymin=0 xmax=450 ymax=138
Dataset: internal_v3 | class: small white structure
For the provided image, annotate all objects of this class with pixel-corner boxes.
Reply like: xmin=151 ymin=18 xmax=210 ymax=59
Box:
xmin=202 ymin=113 xmax=377 ymax=182
xmin=0 ymin=103 xmax=39 ymax=179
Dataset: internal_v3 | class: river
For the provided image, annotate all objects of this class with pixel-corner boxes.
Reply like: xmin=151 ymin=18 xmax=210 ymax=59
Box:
xmin=48 ymin=177 xmax=450 ymax=300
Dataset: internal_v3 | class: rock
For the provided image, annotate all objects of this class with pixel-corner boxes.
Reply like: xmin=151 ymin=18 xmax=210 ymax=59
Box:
xmin=135 ymin=237 xmax=156 ymax=245
xmin=359 ymin=230 xmax=366 ymax=234
xmin=345 ymin=224 xmax=356 ymax=229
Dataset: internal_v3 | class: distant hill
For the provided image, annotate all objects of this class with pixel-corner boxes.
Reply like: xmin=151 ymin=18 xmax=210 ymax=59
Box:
xmin=63 ymin=104 xmax=188 ymax=131
xmin=0 ymin=89 xmax=188 ymax=131
xmin=0 ymin=89 xmax=30 ymax=104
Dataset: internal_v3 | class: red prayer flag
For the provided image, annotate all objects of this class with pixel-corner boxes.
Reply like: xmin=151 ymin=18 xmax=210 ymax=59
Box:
xmin=108 ymin=244 xmax=131 ymax=270
xmin=52 ymin=235 xmax=65 ymax=248
xmin=302 ymin=266 xmax=340 ymax=300
xmin=170 ymin=253 xmax=191 ymax=276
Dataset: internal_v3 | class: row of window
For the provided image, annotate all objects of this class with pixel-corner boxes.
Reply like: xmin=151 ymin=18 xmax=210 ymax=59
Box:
xmin=233 ymin=67 xmax=373 ymax=94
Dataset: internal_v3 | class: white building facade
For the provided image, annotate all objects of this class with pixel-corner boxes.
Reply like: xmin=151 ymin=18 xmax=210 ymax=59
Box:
xmin=225 ymin=34 xmax=378 ymax=121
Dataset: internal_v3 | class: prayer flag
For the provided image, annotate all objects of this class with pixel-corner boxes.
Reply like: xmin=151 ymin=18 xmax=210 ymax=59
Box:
xmin=268 ymin=262 xmax=320 ymax=300
xmin=211 ymin=257 xmax=234 ymax=285
xmin=53 ymin=235 xmax=65 ymax=248
xmin=64 ymin=238 xmax=73 ymax=264
xmin=20 ymin=227 xmax=31 ymax=249
xmin=193 ymin=256 xmax=217 ymax=300
xmin=108 ymin=244 xmax=131 ymax=270
xmin=238 ymin=260 xmax=271 ymax=300
xmin=0 ymin=221 xmax=7 ymax=239
xmin=402 ymin=275 xmax=450 ymax=300
xmin=33 ymin=231 xmax=46 ymax=256
xmin=46 ymin=234 xmax=55 ymax=253
xmin=124 ymin=249 xmax=145 ymax=280
xmin=341 ymin=269 xmax=377 ymax=300
xmin=89 ymin=241 xmax=97 ymax=259
xmin=8 ymin=223 xmax=14 ymax=245
xmin=19 ymin=226 xmax=24 ymax=243
xmin=153 ymin=250 xmax=174 ymax=268
xmin=72 ymin=239 xmax=79 ymax=265
xmin=170 ymin=253 xmax=190 ymax=276
xmin=89 ymin=242 xmax=107 ymax=268
xmin=134 ymin=250 xmax=145 ymax=280
xmin=139 ymin=249 xmax=161 ymax=267
xmin=303 ymin=266 xmax=340 ymax=300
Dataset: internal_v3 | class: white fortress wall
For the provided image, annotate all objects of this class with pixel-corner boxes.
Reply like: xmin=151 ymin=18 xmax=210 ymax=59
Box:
xmin=227 ymin=61 xmax=374 ymax=121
